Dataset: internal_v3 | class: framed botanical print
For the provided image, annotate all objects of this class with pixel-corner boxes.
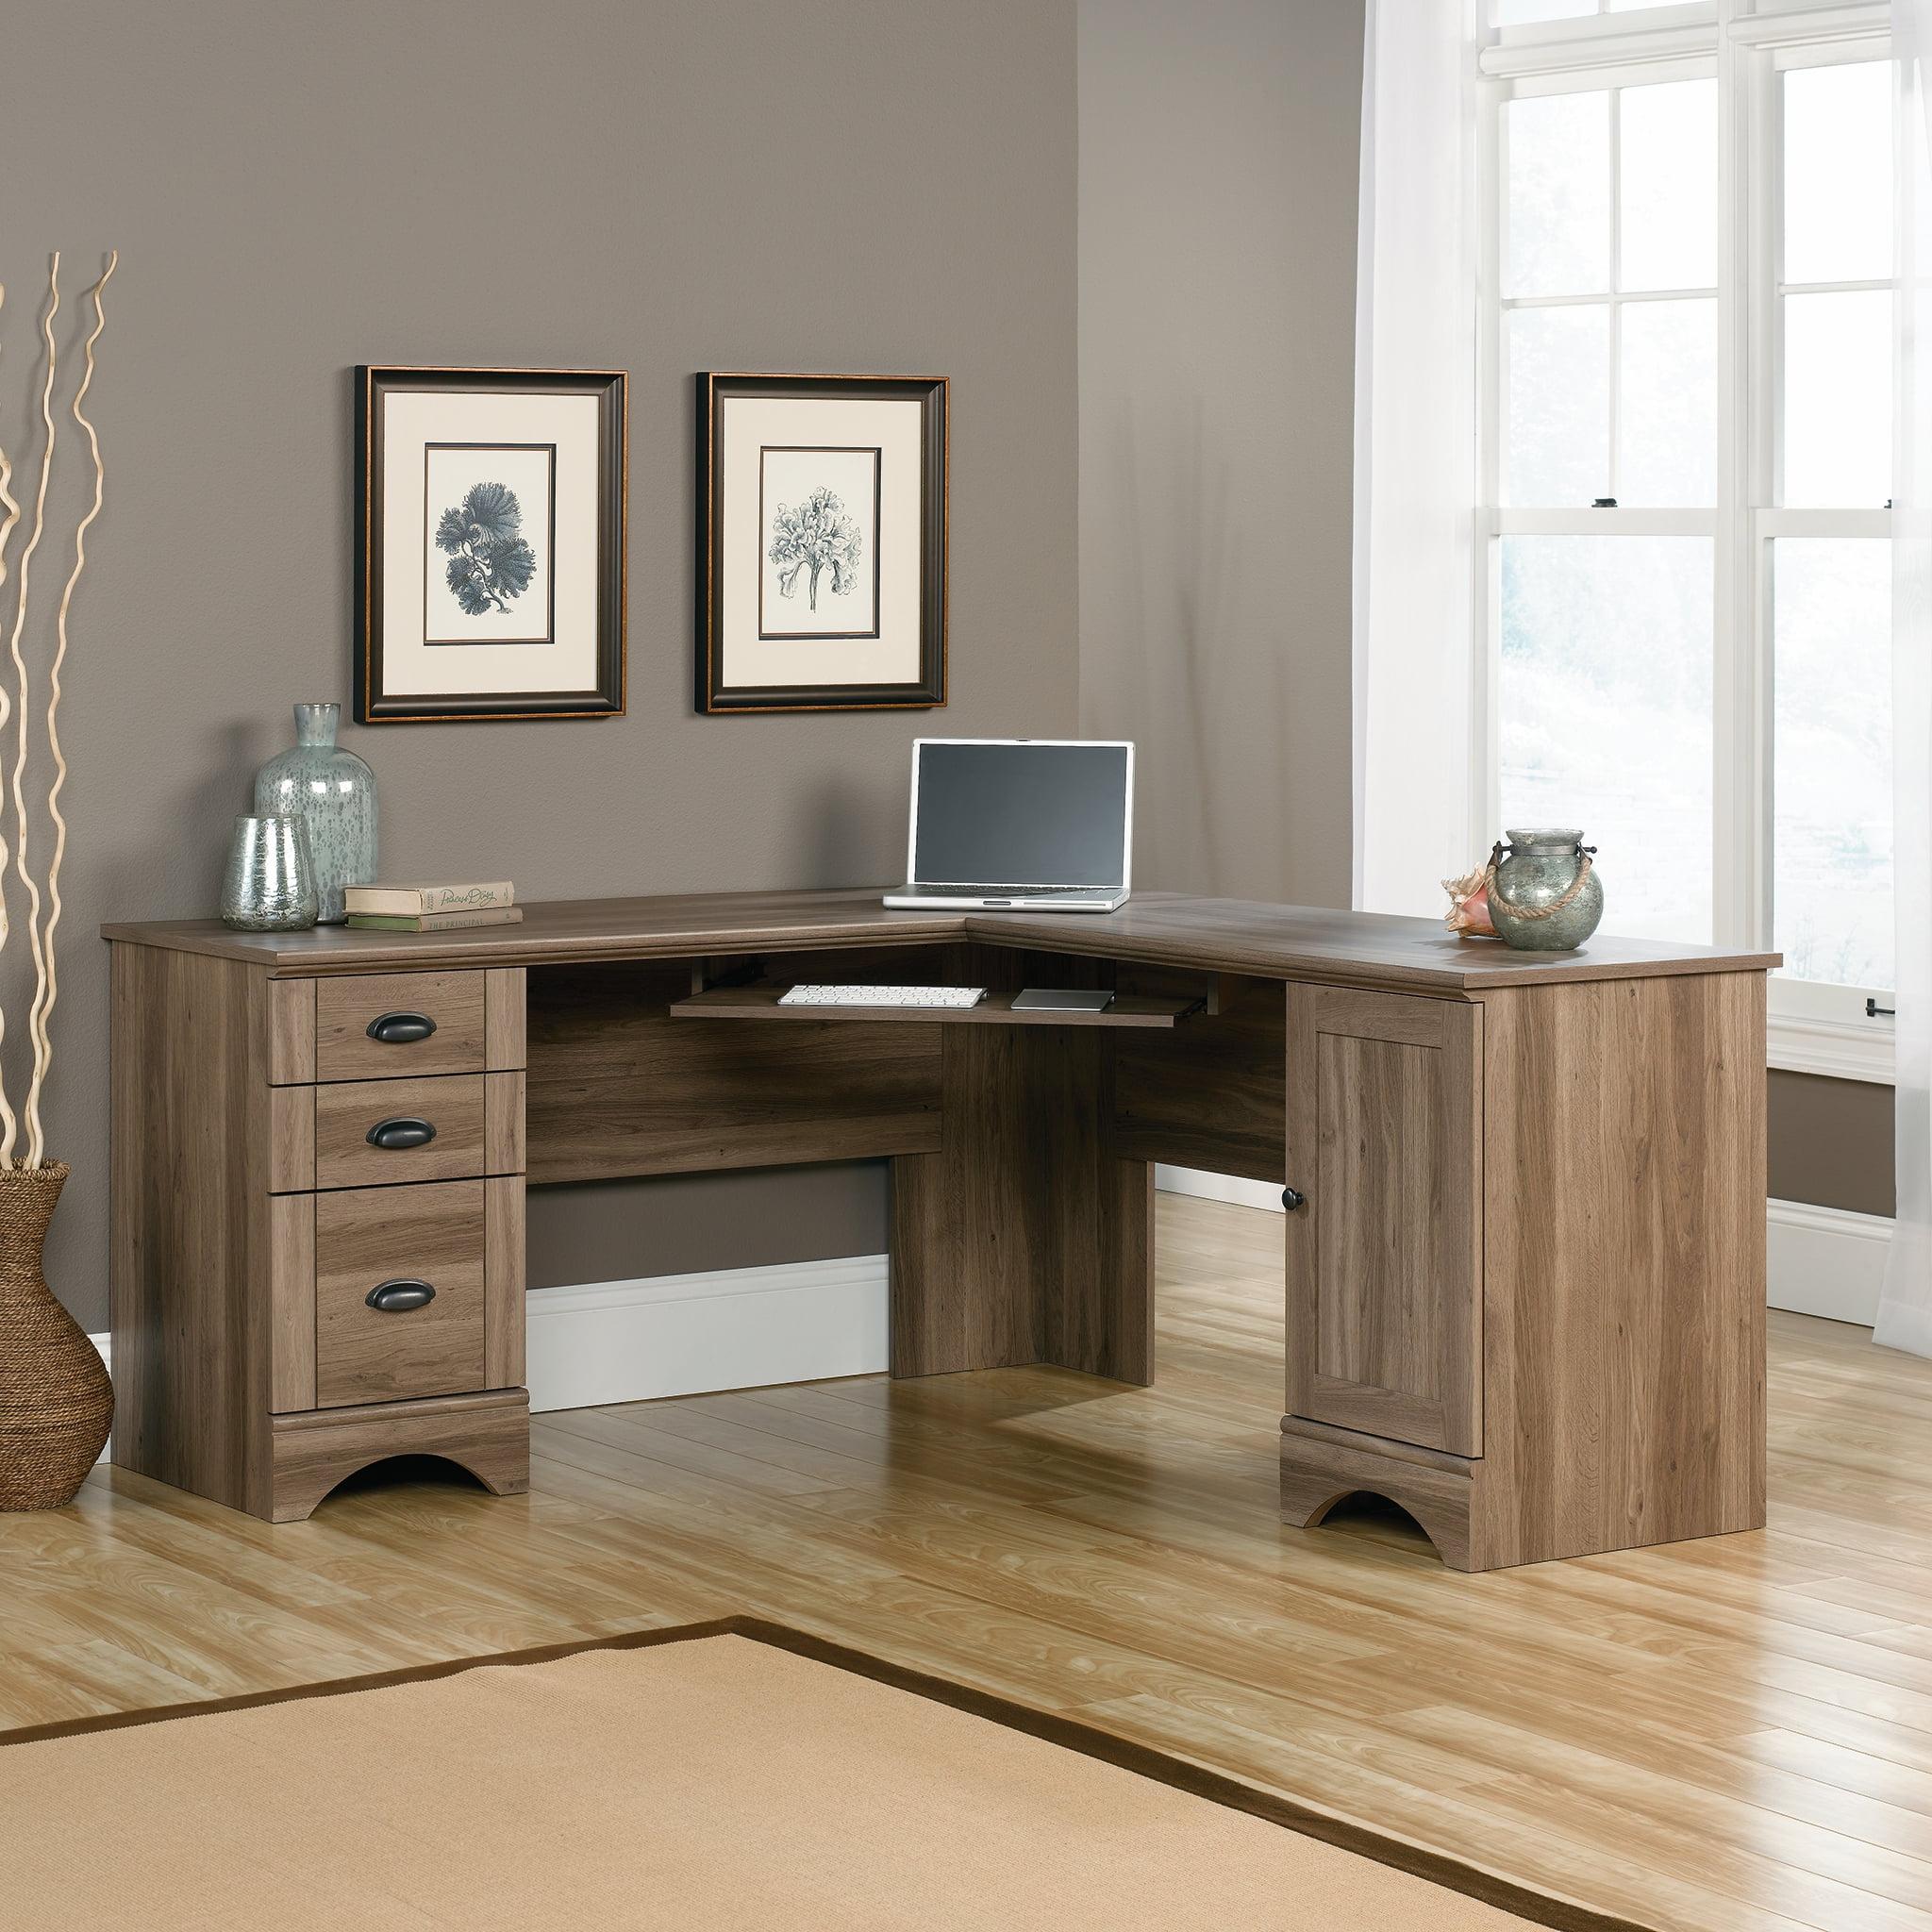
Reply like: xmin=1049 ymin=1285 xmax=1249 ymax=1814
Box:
xmin=356 ymin=366 xmax=626 ymax=722
xmin=697 ymin=373 xmax=947 ymax=712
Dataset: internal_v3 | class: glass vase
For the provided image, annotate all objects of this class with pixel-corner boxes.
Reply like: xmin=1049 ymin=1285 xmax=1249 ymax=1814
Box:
xmin=1488 ymin=828 xmax=1605 ymax=953
xmin=220 ymin=814 xmax=318 ymax=931
xmin=254 ymin=702 xmax=377 ymax=924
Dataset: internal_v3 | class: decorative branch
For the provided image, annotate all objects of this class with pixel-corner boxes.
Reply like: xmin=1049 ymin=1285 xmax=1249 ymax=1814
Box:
xmin=0 ymin=258 xmax=62 ymax=1168
xmin=0 ymin=287 xmax=21 ymax=1163
xmin=25 ymin=253 xmax=114 ymax=1166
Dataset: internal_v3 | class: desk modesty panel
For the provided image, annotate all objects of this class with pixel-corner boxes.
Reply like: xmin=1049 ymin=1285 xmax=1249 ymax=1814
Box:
xmin=106 ymin=890 xmax=1774 ymax=1569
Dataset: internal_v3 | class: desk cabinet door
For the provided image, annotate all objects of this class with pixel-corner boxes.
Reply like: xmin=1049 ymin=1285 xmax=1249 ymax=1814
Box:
xmin=1285 ymin=987 xmax=1482 ymax=1457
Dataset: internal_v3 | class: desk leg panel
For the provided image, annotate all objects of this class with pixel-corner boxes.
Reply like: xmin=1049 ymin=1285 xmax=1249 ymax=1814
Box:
xmin=1474 ymin=972 xmax=1768 ymax=1566
xmin=889 ymin=1028 xmax=1154 ymax=1385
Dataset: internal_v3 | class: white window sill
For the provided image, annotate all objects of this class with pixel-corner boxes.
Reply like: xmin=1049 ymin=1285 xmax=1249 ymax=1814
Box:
xmin=1769 ymin=1012 xmax=1894 ymax=1086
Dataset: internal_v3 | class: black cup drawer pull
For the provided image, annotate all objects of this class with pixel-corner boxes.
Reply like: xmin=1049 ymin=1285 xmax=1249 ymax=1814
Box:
xmin=366 ymin=1010 xmax=437 ymax=1045
xmin=365 ymin=1115 xmax=437 ymax=1151
xmin=365 ymin=1278 xmax=436 ymax=1314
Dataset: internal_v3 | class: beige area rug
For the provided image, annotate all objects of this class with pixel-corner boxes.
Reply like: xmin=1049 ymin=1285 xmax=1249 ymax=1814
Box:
xmin=2 ymin=1617 xmax=1642 ymax=1930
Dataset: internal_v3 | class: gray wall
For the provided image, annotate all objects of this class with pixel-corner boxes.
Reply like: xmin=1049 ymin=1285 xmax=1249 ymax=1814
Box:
xmin=4 ymin=0 xmax=1878 ymax=1340
xmin=1077 ymin=0 xmax=1363 ymax=906
xmin=2 ymin=0 xmax=1077 ymax=1329
xmin=1770 ymin=1072 xmax=1893 ymax=1219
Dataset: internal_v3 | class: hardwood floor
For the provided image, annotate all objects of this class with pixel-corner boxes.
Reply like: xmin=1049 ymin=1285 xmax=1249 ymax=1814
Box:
xmin=7 ymin=1192 xmax=1932 ymax=1929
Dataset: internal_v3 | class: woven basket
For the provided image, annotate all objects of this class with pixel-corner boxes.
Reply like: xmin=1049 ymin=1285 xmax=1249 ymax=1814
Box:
xmin=0 ymin=1163 xmax=111 ymax=1510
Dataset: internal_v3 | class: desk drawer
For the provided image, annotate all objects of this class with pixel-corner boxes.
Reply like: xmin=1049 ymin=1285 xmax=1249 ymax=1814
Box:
xmin=315 ymin=1180 xmax=487 ymax=1407
xmin=312 ymin=1072 xmax=524 ymax=1190
xmin=316 ymin=971 xmax=490 ymax=1080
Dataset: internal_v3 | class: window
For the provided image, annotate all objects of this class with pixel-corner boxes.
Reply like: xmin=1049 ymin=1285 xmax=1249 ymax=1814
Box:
xmin=1479 ymin=2 xmax=1895 ymax=1077
xmin=1769 ymin=52 xmax=1893 ymax=1009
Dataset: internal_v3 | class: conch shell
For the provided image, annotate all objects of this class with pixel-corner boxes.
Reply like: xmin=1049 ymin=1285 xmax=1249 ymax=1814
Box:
xmin=1441 ymin=862 xmax=1498 ymax=939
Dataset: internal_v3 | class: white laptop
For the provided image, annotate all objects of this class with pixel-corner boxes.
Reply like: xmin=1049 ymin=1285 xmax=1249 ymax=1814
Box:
xmin=884 ymin=738 xmax=1134 ymax=913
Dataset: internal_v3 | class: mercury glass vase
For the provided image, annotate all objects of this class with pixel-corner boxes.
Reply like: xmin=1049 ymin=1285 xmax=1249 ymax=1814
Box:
xmin=253 ymin=702 xmax=377 ymax=924
xmin=1487 ymin=827 xmax=1605 ymax=953
xmin=220 ymin=815 xmax=319 ymax=931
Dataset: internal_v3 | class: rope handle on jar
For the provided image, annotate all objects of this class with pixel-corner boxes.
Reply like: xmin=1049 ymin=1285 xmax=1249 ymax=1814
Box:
xmin=1483 ymin=841 xmax=1596 ymax=921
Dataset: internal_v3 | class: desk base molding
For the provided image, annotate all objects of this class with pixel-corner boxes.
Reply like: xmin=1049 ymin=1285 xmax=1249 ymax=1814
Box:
xmin=269 ymin=1390 xmax=529 ymax=1524
xmin=1278 ymin=1425 xmax=1478 ymax=1572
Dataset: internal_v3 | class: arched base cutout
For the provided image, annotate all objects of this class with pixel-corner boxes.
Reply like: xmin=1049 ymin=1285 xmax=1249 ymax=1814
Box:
xmin=1302 ymin=1488 xmax=1429 ymax=1540
xmin=324 ymin=1452 xmax=498 ymax=1505
xmin=1282 ymin=1479 xmax=1472 ymax=1571
xmin=269 ymin=1392 xmax=531 ymax=1522
xmin=288 ymin=1449 xmax=522 ymax=1523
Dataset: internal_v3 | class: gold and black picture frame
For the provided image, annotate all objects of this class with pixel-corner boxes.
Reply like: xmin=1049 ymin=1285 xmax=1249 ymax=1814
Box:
xmin=697 ymin=372 xmax=947 ymax=713
xmin=356 ymin=366 xmax=626 ymax=723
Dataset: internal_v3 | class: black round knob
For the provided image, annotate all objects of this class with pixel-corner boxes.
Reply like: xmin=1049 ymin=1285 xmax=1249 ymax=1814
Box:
xmin=1282 ymin=1186 xmax=1307 ymax=1212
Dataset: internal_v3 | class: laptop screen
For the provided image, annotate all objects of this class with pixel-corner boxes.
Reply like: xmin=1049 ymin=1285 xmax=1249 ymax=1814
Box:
xmin=912 ymin=741 xmax=1130 ymax=888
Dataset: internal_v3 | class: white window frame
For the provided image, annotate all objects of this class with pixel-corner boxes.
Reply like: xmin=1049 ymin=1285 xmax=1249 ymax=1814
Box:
xmin=1475 ymin=0 xmax=1895 ymax=1083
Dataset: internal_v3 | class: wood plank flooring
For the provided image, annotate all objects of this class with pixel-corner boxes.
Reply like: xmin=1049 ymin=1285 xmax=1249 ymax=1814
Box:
xmin=6 ymin=1193 xmax=1932 ymax=1929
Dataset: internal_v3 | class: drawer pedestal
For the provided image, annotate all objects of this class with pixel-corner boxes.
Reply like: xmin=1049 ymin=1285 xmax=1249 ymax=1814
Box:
xmin=109 ymin=951 xmax=529 ymax=1524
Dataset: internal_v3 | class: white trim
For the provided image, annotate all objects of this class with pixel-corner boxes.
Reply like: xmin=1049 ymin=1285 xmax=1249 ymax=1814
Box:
xmin=1757 ymin=507 xmax=1891 ymax=536
xmin=1734 ymin=5 xmax=1889 ymax=53
xmin=525 ymin=1254 xmax=889 ymax=1412
xmin=1155 ymin=1165 xmax=1284 ymax=1213
xmin=1484 ymin=20 xmax=1717 ymax=82
xmin=1771 ymin=972 xmax=1895 ymax=1081
xmin=1479 ymin=0 xmax=1882 ymax=79
xmin=1768 ymin=1196 xmax=1891 ymax=1323
xmin=1769 ymin=1011 xmax=1895 ymax=1082
xmin=87 ymin=1330 xmax=110 ymax=1464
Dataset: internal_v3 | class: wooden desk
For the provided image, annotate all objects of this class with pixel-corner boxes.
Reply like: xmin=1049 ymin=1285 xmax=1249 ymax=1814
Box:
xmin=104 ymin=890 xmax=1775 ymax=1569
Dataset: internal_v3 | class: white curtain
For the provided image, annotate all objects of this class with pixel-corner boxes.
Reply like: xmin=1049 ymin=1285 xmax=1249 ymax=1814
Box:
xmin=1351 ymin=0 xmax=1482 ymax=917
xmin=1880 ymin=6 xmax=1932 ymax=1357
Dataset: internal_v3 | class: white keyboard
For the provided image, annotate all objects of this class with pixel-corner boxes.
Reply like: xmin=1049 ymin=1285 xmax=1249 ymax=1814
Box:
xmin=779 ymin=983 xmax=986 ymax=1009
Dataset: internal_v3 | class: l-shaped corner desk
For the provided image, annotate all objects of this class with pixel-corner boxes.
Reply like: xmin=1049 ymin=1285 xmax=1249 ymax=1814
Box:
xmin=103 ymin=889 xmax=1774 ymax=1571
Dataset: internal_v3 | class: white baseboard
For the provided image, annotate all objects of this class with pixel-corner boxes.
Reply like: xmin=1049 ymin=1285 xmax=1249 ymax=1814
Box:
xmin=1157 ymin=1168 xmax=1894 ymax=1330
xmin=86 ymin=1330 xmax=110 ymax=1463
xmin=80 ymin=1191 xmax=1889 ymax=1442
xmin=94 ymin=1260 xmax=890 ymax=1432
xmin=1156 ymin=1164 xmax=1283 ymax=1212
xmin=1767 ymin=1197 xmax=1891 ymax=1326
xmin=525 ymin=1252 xmax=890 ymax=1412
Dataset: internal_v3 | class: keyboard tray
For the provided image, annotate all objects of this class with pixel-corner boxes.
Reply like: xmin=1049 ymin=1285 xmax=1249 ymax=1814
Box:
xmin=669 ymin=984 xmax=1197 ymax=1029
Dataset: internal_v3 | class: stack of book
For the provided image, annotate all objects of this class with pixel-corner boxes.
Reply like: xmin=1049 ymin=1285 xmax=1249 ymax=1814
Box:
xmin=343 ymin=882 xmax=521 ymax=932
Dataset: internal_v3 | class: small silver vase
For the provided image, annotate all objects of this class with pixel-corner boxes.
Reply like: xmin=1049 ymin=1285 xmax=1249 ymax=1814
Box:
xmin=220 ymin=815 xmax=318 ymax=931
xmin=1488 ymin=828 xmax=1604 ymax=952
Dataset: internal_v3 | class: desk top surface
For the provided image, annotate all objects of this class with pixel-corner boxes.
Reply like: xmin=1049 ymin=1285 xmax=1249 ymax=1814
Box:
xmin=103 ymin=888 xmax=1779 ymax=992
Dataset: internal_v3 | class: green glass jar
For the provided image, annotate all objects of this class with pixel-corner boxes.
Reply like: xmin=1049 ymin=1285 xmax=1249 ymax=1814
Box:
xmin=1488 ymin=828 xmax=1604 ymax=952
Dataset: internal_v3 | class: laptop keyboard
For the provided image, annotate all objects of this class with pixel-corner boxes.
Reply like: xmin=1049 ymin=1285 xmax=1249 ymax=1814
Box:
xmin=915 ymin=884 xmax=1092 ymax=896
